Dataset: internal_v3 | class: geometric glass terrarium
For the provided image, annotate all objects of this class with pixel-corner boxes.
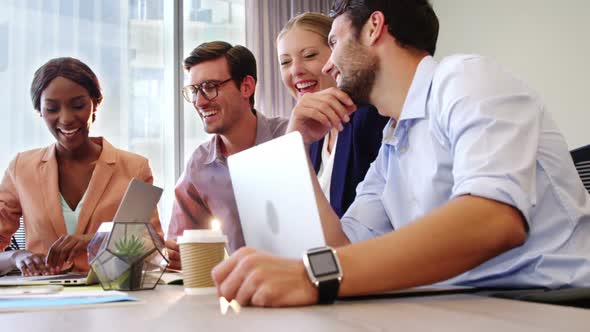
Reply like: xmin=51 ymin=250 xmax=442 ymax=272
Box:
xmin=89 ymin=222 xmax=168 ymax=291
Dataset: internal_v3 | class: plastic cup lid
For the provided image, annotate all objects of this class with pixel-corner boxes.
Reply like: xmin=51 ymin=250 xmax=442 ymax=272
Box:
xmin=178 ymin=229 xmax=227 ymax=244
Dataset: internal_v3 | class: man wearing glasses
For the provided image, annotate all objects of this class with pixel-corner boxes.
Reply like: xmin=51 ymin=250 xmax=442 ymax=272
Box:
xmin=166 ymin=41 xmax=288 ymax=270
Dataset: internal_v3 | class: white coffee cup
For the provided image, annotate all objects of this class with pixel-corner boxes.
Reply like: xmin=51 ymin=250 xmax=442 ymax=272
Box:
xmin=177 ymin=229 xmax=227 ymax=295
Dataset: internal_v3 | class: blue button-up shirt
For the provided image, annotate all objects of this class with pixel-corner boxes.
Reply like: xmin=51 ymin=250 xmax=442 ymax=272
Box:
xmin=342 ymin=55 xmax=590 ymax=288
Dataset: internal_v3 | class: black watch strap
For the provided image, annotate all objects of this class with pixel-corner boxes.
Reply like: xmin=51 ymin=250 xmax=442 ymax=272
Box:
xmin=317 ymin=278 xmax=340 ymax=304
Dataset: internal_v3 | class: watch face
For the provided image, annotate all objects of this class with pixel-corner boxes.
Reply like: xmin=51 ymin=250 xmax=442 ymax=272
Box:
xmin=309 ymin=251 xmax=339 ymax=277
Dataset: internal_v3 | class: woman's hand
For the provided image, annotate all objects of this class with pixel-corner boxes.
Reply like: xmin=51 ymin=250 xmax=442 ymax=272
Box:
xmin=11 ymin=250 xmax=51 ymax=276
xmin=287 ymin=88 xmax=356 ymax=145
xmin=46 ymin=234 xmax=94 ymax=273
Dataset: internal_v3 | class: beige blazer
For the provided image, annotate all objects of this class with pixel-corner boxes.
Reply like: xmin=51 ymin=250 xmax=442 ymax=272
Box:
xmin=0 ymin=137 xmax=163 ymax=272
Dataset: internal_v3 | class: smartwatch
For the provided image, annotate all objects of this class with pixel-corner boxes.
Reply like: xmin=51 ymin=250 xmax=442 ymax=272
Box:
xmin=302 ymin=246 xmax=343 ymax=304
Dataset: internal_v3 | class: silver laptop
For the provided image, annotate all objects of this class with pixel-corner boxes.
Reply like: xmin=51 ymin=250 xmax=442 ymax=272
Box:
xmin=228 ymin=131 xmax=326 ymax=258
xmin=0 ymin=179 xmax=163 ymax=286
xmin=0 ymin=270 xmax=98 ymax=286
xmin=113 ymin=178 xmax=163 ymax=223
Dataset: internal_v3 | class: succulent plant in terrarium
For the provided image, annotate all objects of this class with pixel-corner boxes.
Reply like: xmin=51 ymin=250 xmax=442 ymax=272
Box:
xmin=113 ymin=234 xmax=146 ymax=289
xmin=114 ymin=234 xmax=145 ymax=258
xmin=90 ymin=221 xmax=167 ymax=291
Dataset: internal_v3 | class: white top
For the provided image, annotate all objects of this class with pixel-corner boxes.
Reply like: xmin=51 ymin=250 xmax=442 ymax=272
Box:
xmin=60 ymin=191 xmax=87 ymax=235
xmin=317 ymin=133 xmax=338 ymax=203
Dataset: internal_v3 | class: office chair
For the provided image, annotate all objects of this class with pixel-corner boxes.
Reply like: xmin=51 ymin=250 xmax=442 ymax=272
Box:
xmin=570 ymin=144 xmax=590 ymax=194
xmin=6 ymin=217 xmax=25 ymax=251
xmin=8 ymin=236 xmax=20 ymax=250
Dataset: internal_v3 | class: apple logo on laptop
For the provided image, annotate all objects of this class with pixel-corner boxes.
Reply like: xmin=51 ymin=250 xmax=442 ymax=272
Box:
xmin=265 ymin=201 xmax=280 ymax=235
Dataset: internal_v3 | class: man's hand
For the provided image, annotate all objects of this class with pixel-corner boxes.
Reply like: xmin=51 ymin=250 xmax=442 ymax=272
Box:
xmin=11 ymin=250 xmax=51 ymax=276
xmin=46 ymin=234 xmax=93 ymax=273
xmin=212 ymin=247 xmax=318 ymax=307
xmin=165 ymin=239 xmax=182 ymax=270
xmin=287 ymin=88 xmax=356 ymax=145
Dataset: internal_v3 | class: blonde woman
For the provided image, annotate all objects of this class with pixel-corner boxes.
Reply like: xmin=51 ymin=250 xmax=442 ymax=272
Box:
xmin=277 ymin=13 xmax=388 ymax=217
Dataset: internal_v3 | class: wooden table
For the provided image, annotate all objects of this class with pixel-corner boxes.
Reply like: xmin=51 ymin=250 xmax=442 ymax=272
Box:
xmin=2 ymin=285 xmax=589 ymax=331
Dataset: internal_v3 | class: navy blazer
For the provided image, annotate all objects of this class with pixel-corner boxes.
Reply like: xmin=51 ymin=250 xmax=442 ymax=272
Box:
xmin=309 ymin=104 xmax=389 ymax=218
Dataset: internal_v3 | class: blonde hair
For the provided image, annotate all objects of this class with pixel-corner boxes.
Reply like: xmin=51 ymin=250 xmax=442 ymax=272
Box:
xmin=277 ymin=12 xmax=333 ymax=45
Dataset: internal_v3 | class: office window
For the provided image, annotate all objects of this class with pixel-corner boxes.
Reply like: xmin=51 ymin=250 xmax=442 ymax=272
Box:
xmin=0 ymin=23 xmax=7 ymax=72
xmin=182 ymin=0 xmax=245 ymax=161
xmin=0 ymin=0 xmax=245 ymax=233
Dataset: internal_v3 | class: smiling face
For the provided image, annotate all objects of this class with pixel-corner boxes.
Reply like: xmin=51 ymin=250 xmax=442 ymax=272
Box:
xmin=324 ymin=15 xmax=378 ymax=105
xmin=187 ymin=57 xmax=247 ymax=135
xmin=277 ymin=26 xmax=336 ymax=99
xmin=40 ymin=76 xmax=95 ymax=155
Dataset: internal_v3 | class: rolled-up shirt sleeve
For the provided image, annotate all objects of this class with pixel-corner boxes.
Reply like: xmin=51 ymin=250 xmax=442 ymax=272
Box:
xmin=341 ymin=145 xmax=393 ymax=243
xmin=435 ymin=57 xmax=541 ymax=225
xmin=167 ymin=156 xmax=213 ymax=241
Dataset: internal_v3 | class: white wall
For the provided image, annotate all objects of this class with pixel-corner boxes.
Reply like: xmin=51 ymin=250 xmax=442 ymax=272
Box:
xmin=431 ymin=0 xmax=590 ymax=149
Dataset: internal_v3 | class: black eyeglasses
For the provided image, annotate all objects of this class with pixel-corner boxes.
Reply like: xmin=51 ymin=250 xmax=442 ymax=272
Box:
xmin=182 ymin=78 xmax=233 ymax=103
